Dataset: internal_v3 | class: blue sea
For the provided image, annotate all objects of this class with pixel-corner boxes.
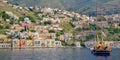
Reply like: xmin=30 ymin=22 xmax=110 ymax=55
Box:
xmin=0 ymin=48 xmax=120 ymax=60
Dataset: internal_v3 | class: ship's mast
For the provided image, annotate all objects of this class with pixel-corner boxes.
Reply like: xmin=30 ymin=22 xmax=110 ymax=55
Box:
xmin=96 ymin=2 xmax=98 ymax=20
xmin=95 ymin=0 xmax=98 ymax=43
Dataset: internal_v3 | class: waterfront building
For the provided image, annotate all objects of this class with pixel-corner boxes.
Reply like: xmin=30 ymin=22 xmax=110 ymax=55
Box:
xmin=13 ymin=39 xmax=20 ymax=48
xmin=20 ymin=39 xmax=27 ymax=48
xmin=34 ymin=39 xmax=42 ymax=47
xmin=54 ymin=41 xmax=62 ymax=47
xmin=27 ymin=40 xmax=33 ymax=48
xmin=75 ymin=42 xmax=81 ymax=47
xmin=34 ymin=38 xmax=62 ymax=48
xmin=0 ymin=43 xmax=11 ymax=48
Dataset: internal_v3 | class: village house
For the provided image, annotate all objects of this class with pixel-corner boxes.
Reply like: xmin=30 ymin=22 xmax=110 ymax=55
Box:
xmin=34 ymin=6 xmax=40 ymax=11
xmin=29 ymin=6 xmax=34 ymax=11
xmin=5 ymin=11 xmax=19 ymax=20
xmin=75 ymin=41 xmax=81 ymax=47
xmin=0 ymin=35 xmax=8 ymax=43
xmin=34 ymin=38 xmax=62 ymax=47
xmin=41 ymin=7 xmax=54 ymax=13
xmin=94 ymin=21 xmax=109 ymax=28
xmin=0 ymin=43 xmax=11 ymax=48
xmin=84 ymin=30 xmax=95 ymax=35
xmin=72 ymin=21 xmax=87 ymax=28
xmin=13 ymin=39 xmax=33 ymax=48
xmin=105 ymin=14 xmax=120 ymax=28
xmin=19 ymin=31 xmax=28 ymax=39
xmin=58 ymin=33 xmax=73 ymax=43
xmin=54 ymin=41 xmax=62 ymax=47
xmin=24 ymin=17 xmax=31 ymax=24
xmin=75 ymin=32 xmax=86 ymax=41
xmin=59 ymin=35 xmax=65 ymax=41
xmin=13 ymin=39 xmax=20 ymax=48
xmin=13 ymin=25 xmax=24 ymax=31
xmin=39 ymin=32 xmax=54 ymax=39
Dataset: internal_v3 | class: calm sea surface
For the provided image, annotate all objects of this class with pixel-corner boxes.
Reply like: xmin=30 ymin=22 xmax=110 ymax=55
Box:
xmin=0 ymin=48 xmax=120 ymax=60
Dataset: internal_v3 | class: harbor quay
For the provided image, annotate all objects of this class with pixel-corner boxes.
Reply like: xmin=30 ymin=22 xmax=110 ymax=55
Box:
xmin=0 ymin=38 xmax=62 ymax=49
xmin=1 ymin=39 xmax=120 ymax=49
xmin=85 ymin=41 xmax=120 ymax=48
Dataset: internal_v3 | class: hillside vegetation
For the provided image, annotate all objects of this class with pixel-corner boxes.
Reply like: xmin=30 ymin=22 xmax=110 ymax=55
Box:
xmin=7 ymin=0 xmax=120 ymax=16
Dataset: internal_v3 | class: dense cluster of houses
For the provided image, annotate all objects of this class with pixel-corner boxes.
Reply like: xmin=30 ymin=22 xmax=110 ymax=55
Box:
xmin=0 ymin=0 xmax=120 ymax=48
xmin=0 ymin=0 xmax=85 ymax=48
xmin=105 ymin=14 xmax=120 ymax=28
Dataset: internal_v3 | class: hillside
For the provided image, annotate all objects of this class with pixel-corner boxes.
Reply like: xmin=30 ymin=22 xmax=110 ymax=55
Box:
xmin=6 ymin=0 xmax=120 ymax=16
xmin=0 ymin=1 xmax=120 ymax=46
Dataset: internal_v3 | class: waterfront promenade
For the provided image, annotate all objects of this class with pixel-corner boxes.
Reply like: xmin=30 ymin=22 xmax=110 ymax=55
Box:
xmin=0 ymin=41 xmax=120 ymax=48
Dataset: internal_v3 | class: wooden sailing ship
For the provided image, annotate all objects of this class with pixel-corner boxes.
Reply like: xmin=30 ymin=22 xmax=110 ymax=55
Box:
xmin=91 ymin=33 xmax=111 ymax=55
xmin=91 ymin=1 xmax=112 ymax=55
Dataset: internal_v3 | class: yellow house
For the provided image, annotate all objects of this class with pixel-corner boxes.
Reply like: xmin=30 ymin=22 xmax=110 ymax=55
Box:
xmin=15 ymin=26 xmax=24 ymax=31
xmin=0 ymin=35 xmax=8 ymax=43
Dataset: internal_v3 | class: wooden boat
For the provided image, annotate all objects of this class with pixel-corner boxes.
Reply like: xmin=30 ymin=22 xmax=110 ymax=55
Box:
xmin=91 ymin=32 xmax=111 ymax=55
xmin=91 ymin=43 xmax=111 ymax=55
xmin=90 ymin=2 xmax=112 ymax=55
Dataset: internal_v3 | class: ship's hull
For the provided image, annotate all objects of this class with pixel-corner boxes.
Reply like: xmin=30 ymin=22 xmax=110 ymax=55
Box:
xmin=91 ymin=50 xmax=111 ymax=56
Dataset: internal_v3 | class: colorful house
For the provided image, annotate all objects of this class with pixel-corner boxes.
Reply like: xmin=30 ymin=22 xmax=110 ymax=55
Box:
xmin=13 ymin=39 xmax=20 ymax=48
xmin=54 ymin=41 xmax=62 ymax=47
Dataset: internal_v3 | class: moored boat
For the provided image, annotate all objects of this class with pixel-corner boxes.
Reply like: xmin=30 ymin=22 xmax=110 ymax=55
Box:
xmin=91 ymin=42 xmax=111 ymax=55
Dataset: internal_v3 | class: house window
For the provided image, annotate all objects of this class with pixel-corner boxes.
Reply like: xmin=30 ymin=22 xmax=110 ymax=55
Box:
xmin=35 ymin=41 xmax=40 ymax=44
xmin=55 ymin=42 xmax=59 ymax=44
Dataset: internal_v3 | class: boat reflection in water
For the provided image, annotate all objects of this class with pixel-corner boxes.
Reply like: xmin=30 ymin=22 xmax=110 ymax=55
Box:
xmin=90 ymin=42 xmax=112 ymax=60
xmin=95 ymin=55 xmax=111 ymax=60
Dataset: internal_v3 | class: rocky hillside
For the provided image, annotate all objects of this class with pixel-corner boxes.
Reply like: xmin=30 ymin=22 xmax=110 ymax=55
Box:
xmin=6 ymin=0 xmax=120 ymax=16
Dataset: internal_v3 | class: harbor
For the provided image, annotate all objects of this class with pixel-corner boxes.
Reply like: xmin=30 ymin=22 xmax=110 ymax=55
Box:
xmin=0 ymin=40 xmax=120 ymax=49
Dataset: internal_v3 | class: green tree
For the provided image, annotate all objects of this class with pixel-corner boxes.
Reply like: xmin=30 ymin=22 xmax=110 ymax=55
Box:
xmin=76 ymin=27 xmax=82 ymax=32
xmin=7 ymin=35 xmax=14 ymax=39
xmin=5 ymin=24 xmax=11 ymax=29
xmin=0 ymin=24 xmax=4 ymax=29
xmin=80 ymin=41 xmax=85 ymax=47
xmin=44 ymin=21 xmax=51 ymax=25
xmin=114 ymin=28 xmax=120 ymax=33
xmin=18 ymin=16 xmax=24 ymax=23
xmin=0 ymin=29 xmax=7 ymax=34
xmin=56 ymin=30 xmax=64 ymax=37
xmin=86 ymin=35 xmax=94 ymax=40
xmin=49 ymin=30 xmax=55 ymax=33
xmin=10 ymin=20 xmax=15 ymax=24
xmin=1 ymin=11 xmax=10 ymax=20
xmin=27 ymin=16 xmax=36 ymax=23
